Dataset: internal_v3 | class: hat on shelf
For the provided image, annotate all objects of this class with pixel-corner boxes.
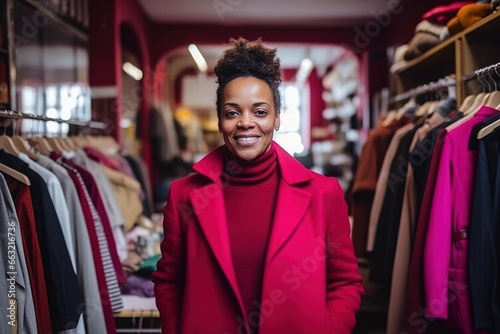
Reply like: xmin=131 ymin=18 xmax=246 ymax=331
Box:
xmin=415 ymin=19 xmax=450 ymax=40
xmin=422 ymin=1 xmax=473 ymax=25
xmin=404 ymin=20 xmax=449 ymax=61
xmin=390 ymin=44 xmax=409 ymax=73
xmin=446 ymin=3 xmax=494 ymax=35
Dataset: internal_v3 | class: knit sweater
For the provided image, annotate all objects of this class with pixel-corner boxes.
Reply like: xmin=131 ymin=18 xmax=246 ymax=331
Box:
xmin=223 ymin=145 xmax=279 ymax=332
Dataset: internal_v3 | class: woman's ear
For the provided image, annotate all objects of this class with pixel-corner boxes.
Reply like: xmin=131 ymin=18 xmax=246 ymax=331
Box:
xmin=274 ymin=114 xmax=280 ymax=131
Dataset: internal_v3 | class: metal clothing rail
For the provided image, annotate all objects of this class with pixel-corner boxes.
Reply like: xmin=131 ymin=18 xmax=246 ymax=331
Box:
xmin=0 ymin=109 xmax=108 ymax=130
xmin=462 ymin=61 xmax=500 ymax=82
xmin=116 ymin=330 xmax=161 ymax=333
xmin=389 ymin=76 xmax=456 ymax=104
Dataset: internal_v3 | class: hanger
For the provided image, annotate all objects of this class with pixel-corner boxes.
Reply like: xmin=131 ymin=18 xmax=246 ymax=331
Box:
xmin=28 ymin=137 xmax=52 ymax=155
xmin=0 ymin=115 xmax=21 ymax=156
xmin=484 ymin=64 xmax=500 ymax=108
xmin=9 ymin=112 xmax=39 ymax=161
xmin=464 ymin=69 xmax=490 ymax=115
xmin=44 ymin=136 xmax=66 ymax=152
xmin=460 ymin=69 xmax=486 ymax=115
xmin=446 ymin=71 xmax=491 ymax=132
xmin=0 ymin=162 xmax=31 ymax=186
xmin=415 ymin=100 xmax=432 ymax=117
xmin=459 ymin=94 xmax=475 ymax=113
xmin=477 ymin=118 xmax=500 ymax=140
xmin=426 ymin=100 xmax=440 ymax=117
xmin=381 ymin=109 xmax=397 ymax=127
xmin=60 ymin=137 xmax=76 ymax=151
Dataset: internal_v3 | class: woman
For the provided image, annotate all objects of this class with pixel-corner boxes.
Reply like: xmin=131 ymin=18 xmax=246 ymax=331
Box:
xmin=152 ymin=37 xmax=364 ymax=334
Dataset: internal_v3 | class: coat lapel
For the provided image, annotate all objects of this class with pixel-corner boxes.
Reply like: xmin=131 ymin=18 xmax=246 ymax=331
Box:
xmin=265 ymin=181 xmax=311 ymax=267
xmin=263 ymin=142 xmax=313 ymax=267
xmin=189 ymin=183 xmax=245 ymax=312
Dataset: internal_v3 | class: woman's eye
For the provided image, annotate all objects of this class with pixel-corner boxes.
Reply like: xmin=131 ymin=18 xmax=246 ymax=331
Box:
xmin=254 ymin=109 xmax=268 ymax=115
xmin=225 ymin=110 xmax=239 ymax=117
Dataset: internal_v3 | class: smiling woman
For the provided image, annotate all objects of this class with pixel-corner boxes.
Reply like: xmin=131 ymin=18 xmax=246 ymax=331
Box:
xmin=152 ymin=37 xmax=364 ymax=334
xmin=218 ymin=76 xmax=279 ymax=161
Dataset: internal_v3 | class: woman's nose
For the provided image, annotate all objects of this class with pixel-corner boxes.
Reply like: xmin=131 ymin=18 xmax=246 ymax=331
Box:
xmin=237 ymin=112 xmax=254 ymax=128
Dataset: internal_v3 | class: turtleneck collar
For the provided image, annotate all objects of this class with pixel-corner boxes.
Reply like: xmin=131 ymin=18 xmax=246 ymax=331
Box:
xmin=222 ymin=144 xmax=278 ymax=186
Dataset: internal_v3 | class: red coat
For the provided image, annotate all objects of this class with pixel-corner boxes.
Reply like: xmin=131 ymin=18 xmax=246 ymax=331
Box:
xmin=152 ymin=142 xmax=364 ymax=334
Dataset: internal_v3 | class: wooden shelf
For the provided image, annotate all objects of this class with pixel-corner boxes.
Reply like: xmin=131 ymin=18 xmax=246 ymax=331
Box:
xmin=391 ymin=10 xmax=500 ymax=105
xmin=394 ymin=34 xmax=459 ymax=76
xmin=462 ymin=9 xmax=500 ymax=36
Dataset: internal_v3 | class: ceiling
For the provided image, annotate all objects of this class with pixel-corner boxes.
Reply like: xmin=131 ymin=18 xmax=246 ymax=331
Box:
xmin=135 ymin=0 xmax=388 ymax=77
xmin=136 ymin=0 xmax=390 ymax=27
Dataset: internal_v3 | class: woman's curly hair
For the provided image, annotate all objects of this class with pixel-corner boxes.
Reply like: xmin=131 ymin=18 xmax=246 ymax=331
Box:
xmin=214 ymin=37 xmax=282 ymax=117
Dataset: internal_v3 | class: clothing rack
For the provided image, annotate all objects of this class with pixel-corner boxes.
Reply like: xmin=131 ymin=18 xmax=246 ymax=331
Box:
xmin=462 ymin=61 xmax=500 ymax=83
xmin=389 ymin=76 xmax=456 ymax=104
xmin=0 ymin=109 xmax=108 ymax=130
xmin=115 ymin=308 xmax=161 ymax=333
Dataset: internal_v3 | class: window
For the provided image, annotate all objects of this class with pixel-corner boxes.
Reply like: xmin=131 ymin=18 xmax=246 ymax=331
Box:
xmin=274 ymin=83 xmax=309 ymax=156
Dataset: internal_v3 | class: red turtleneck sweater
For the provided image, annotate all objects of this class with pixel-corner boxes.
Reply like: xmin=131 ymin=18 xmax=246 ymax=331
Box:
xmin=223 ymin=145 xmax=279 ymax=331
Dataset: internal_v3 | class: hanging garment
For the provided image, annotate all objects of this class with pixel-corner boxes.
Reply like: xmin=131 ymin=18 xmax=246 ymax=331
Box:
xmin=369 ymin=122 xmax=421 ymax=294
xmin=367 ymin=122 xmax=414 ymax=252
xmin=468 ymin=126 xmax=500 ymax=332
xmin=386 ymin=112 xmax=447 ymax=334
xmin=53 ymin=155 xmax=118 ymax=334
xmin=36 ymin=154 xmax=108 ymax=333
xmin=424 ymin=106 xmax=498 ymax=333
xmin=5 ymin=175 xmax=52 ymax=334
xmin=351 ymin=115 xmax=410 ymax=258
xmin=18 ymin=153 xmax=77 ymax=272
xmin=0 ymin=173 xmax=37 ymax=334
xmin=0 ymin=150 xmax=84 ymax=331
xmin=125 ymin=154 xmax=154 ymax=218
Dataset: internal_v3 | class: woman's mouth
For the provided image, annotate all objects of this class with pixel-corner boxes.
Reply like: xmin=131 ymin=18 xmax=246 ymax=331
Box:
xmin=235 ymin=136 xmax=259 ymax=145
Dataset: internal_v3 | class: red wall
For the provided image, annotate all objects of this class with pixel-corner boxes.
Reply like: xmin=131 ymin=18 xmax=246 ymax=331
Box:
xmin=89 ymin=0 xmax=152 ymax=170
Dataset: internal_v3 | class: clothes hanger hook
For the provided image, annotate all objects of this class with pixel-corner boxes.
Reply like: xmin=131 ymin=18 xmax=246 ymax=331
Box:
xmin=493 ymin=63 xmax=500 ymax=92
xmin=476 ymin=68 xmax=486 ymax=94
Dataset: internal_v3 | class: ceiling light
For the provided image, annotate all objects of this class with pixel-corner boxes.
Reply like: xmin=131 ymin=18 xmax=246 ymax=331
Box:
xmin=122 ymin=62 xmax=143 ymax=80
xmin=296 ymin=58 xmax=314 ymax=84
xmin=188 ymin=44 xmax=208 ymax=72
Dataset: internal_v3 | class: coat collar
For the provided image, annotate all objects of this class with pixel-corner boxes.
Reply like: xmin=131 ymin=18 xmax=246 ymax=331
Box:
xmin=192 ymin=141 xmax=314 ymax=185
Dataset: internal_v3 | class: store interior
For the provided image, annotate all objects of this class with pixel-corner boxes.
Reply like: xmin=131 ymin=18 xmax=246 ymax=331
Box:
xmin=1 ymin=0 xmax=500 ymax=333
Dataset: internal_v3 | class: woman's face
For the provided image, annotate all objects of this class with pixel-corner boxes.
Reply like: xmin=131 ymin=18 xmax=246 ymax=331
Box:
xmin=218 ymin=76 xmax=280 ymax=161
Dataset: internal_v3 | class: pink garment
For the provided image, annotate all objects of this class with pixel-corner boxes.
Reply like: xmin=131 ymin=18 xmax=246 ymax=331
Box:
xmin=422 ymin=1 xmax=473 ymax=25
xmin=84 ymin=146 xmax=122 ymax=171
xmin=423 ymin=106 xmax=498 ymax=333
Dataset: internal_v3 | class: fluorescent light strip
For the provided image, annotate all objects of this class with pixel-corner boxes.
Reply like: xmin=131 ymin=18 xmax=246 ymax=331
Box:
xmin=188 ymin=44 xmax=208 ymax=72
xmin=122 ymin=62 xmax=143 ymax=81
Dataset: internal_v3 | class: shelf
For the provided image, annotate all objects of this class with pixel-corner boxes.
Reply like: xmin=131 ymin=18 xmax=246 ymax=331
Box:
xmin=390 ymin=9 xmax=500 ymax=104
xmin=394 ymin=35 xmax=459 ymax=76
xmin=462 ymin=9 xmax=500 ymax=36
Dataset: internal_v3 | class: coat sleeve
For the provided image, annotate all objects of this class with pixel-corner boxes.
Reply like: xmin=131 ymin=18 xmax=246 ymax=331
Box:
xmin=151 ymin=183 xmax=186 ymax=334
xmin=326 ymin=178 xmax=365 ymax=333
